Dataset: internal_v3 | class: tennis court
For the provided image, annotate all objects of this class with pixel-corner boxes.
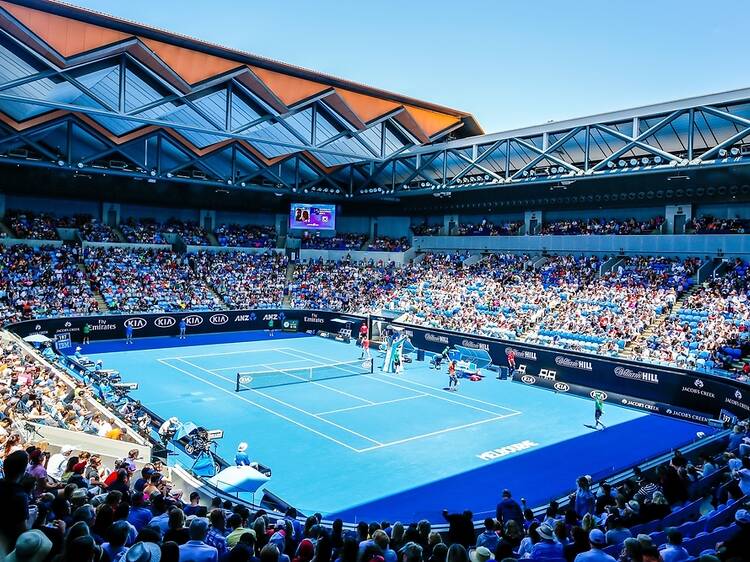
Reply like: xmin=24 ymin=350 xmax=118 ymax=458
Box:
xmin=85 ymin=333 xmax=708 ymax=522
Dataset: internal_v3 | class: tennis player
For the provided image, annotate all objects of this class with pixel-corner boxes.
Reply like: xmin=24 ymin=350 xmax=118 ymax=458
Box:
xmin=359 ymin=337 xmax=370 ymax=359
xmin=267 ymin=318 xmax=275 ymax=337
xmin=594 ymin=395 xmax=606 ymax=429
xmin=448 ymin=360 xmax=459 ymax=391
xmin=393 ymin=343 xmax=403 ymax=374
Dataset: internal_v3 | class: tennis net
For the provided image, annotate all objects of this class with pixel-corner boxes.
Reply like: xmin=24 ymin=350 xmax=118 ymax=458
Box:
xmin=235 ymin=358 xmax=374 ymax=391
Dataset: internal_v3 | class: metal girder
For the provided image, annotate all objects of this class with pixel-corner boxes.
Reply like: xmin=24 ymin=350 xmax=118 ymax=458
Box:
xmin=589 ymin=111 xmax=683 ymax=171
xmin=509 ymin=130 xmax=582 ymax=179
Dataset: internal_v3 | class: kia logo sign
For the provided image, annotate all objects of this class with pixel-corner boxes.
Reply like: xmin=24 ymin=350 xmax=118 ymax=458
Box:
xmin=694 ymin=379 xmax=704 ymax=389
xmin=553 ymin=382 xmax=570 ymax=392
xmin=209 ymin=314 xmax=229 ymax=325
xmin=154 ymin=316 xmax=176 ymax=329
xmin=521 ymin=375 xmax=536 ymax=385
xmin=124 ymin=317 xmax=147 ymax=330
xmin=590 ymin=390 xmax=607 ymax=401
xmin=183 ymin=315 xmax=203 ymax=327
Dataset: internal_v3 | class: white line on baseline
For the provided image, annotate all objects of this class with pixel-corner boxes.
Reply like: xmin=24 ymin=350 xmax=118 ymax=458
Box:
xmin=155 ymin=358 xmax=363 ymax=452
xmin=272 ymin=350 xmax=375 ymax=404
xmin=158 ymin=346 xmax=298 ymax=361
xmin=175 ymin=358 xmax=382 ymax=446
xmin=315 ymin=394 xmax=428 ymax=416
xmin=355 ymin=412 xmax=521 ymax=453
xmin=289 ymin=347 xmax=517 ymax=417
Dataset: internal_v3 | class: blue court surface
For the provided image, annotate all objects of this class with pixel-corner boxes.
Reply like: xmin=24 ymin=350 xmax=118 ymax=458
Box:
xmin=85 ymin=333 xmax=708 ymax=522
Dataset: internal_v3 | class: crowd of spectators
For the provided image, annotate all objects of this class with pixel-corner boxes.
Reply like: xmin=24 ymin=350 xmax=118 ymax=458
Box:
xmin=84 ymin=247 xmax=221 ymax=313
xmin=290 ymin=259 xmax=403 ymax=312
xmin=215 ymin=224 xmax=277 ymax=248
xmin=79 ymin=221 xmax=120 ymax=243
xmin=0 ymin=409 xmax=748 ymax=562
xmin=367 ymin=236 xmax=411 ymax=252
xmin=5 ymin=210 xmax=62 ymax=240
xmin=194 ymin=251 xmax=288 ymax=309
xmin=634 ymin=259 xmax=750 ymax=372
xmin=119 ymin=218 xmax=167 ymax=245
xmin=163 ymin=220 xmax=210 ymax=246
xmin=456 ymin=220 xmax=523 ymax=236
xmin=690 ymin=216 xmax=749 ymax=234
xmin=0 ymin=245 xmax=99 ymax=324
xmin=539 ymin=217 xmax=665 ymax=236
xmin=301 ymin=233 xmax=368 ymax=250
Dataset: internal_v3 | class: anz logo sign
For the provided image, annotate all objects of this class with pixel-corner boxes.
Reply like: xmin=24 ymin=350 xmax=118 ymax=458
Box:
xmin=124 ymin=317 xmax=147 ymax=330
xmin=262 ymin=314 xmax=279 ymax=321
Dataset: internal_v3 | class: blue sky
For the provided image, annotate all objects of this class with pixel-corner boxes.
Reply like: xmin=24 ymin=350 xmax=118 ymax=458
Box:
xmin=73 ymin=0 xmax=747 ymax=134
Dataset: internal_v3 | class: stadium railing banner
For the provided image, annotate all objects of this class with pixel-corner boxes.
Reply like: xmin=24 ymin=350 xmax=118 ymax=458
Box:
xmin=6 ymin=309 xmax=366 ymax=344
xmin=378 ymin=318 xmax=750 ymax=423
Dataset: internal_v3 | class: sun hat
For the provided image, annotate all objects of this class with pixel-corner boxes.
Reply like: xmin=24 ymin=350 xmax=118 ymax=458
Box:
xmin=125 ymin=542 xmax=162 ymax=562
xmin=469 ymin=546 xmax=493 ymax=562
xmin=6 ymin=530 xmax=53 ymax=562
xmin=537 ymin=524 xmax=554 ymax=541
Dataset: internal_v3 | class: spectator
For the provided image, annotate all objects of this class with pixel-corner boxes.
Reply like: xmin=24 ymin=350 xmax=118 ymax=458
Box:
xmin=180 ymin=517 xmax=219 ymax=562
xmin=496 ymin=490 xmax=524 ymax=526
xmin=573 ymin=529 xmax=615 ymax=562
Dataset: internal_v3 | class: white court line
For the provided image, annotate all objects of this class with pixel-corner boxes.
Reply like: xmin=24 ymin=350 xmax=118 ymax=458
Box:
xmin=315 ymin=394 xmax=428 ymax=416
xmin=175 ymin=358 xmax=382 ymax=446
xmin=156 ymin=358 xmax=362 ymax=452
xmin=211 ymin=358 xmax=311 ymax=372
xmin=158 ymin=346 xmax=297 ymax=361
xmin=272 ymin=351 xmax=375 ymax=404
xmin=290 ymin=348 xmax=518 ymax=418
xmin=356 ymin=412 xmax=521 ymax=453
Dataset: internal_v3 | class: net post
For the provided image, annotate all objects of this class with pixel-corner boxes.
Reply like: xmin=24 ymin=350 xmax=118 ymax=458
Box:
xmin=235 ymin=372 xmax=240 ymax=392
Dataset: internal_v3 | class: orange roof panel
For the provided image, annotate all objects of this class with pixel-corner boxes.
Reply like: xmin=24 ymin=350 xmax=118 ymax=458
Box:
xmin=0 ymin=1 xmax=130 ymax=57
xmin=142 ymin=38 xmax=242 ymax=85
xmin=404 ymin=105 xmax=461 ymax=138
xmin=249 ymin=66 xmax=330 ymax=107
xmin=335 ymin=88 xmax=400 ymax=124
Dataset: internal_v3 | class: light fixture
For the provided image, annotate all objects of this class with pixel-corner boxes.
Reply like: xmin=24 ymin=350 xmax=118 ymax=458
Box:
xmin=730 ymin=147 xmax=740 ymax=156
xmin=618 ymin=160 xmax=626 ymax=167
xmin=641 ymin=157 xmax=650 ymax=165
xmin=607 ymin=161 xmax=615 ymax=169
xmin=77 ymin=162 xmax=84 ymax=168
xmin=719 ymin=148 xmax=728 ymax=157
xmin=240 ymin=182 xmax=246 ymax=187
xmin=166 ymin=172 xmax=173 ymax=178
xmin=629 ymin=158 xmax=638 ymax=166
xmin=653 ymin=156 xmax=662 ymax=164
xmin=56 ymin=160 xmax=65 ymax=167
xmin=150 ymin=170 xmax=156 ymax=177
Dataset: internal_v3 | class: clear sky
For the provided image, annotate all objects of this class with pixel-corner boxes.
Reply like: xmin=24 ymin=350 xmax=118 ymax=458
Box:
xmin=71 ymin=0 xmax=747 ymax=134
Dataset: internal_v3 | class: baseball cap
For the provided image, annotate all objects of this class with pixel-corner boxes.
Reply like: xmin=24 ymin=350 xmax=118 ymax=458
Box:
xmin=589 ymin=529 xmax=606 ymax=546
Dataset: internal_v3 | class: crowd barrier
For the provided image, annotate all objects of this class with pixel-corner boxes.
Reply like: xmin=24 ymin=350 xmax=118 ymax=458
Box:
xmin=414 ymin=233 xmax=750 ymax=257
xmin=370 ymin=315 xmax=750 ymax=425
xmin=6 ymin=309 xmax=366 ymax=346
xmin=8 ymin=310 xmax=749 ymax=427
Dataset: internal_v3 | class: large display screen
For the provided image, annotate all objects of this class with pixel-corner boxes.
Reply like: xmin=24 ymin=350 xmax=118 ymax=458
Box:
xmin=289 ymin=203 xmax=336 ymax=230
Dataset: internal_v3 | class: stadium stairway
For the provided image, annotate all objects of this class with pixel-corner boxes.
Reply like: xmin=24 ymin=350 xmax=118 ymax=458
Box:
xmin=282 ymin=262 xmax=296 ymax=306
xmin=206 ymin=232 xmax=220 ymax=246
xmin=79 ymin=264 xmax=108 ymax=312
xmin=621 ymin=284 xmax=701 ymax=359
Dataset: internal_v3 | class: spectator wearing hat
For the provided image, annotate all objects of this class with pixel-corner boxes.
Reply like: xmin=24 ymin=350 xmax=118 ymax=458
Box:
xmin=529 ymin=524 xmax=562 ymax=559
xmin=179 ymin=517 xmax=218 ymax=562
xmin=573 ymin=529 xmax=615 ymax=562
xmin=495 ymin=490 xmax=523 ymax=527
xmin=5 ymin=529 xmax=52 ymax=562
xmin=717 ymin=509 xmax=750 ymax=561
xmin=658 ymin=529 xmax=688 ymax=562
xmin=47 ymin=445 xmax=75 ymax=480
xmin=236 ymin=443 xmax=252 ymax=467
xmin=125 ymin=541 xmax=162 ymax=562
xmin=468 ymin=546 xmax=492 ymax=562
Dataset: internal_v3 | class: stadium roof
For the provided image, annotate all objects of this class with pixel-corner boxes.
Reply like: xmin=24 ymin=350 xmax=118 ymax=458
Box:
xmin=0 ymin=0 xmax=481 ymax=180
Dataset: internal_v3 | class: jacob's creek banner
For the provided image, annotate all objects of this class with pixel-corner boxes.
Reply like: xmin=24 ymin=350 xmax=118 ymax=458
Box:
xmin=382 ymin=319 xmax=750 ymax=423
xmin=8 ymin=310 xmax=365 ymax=345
